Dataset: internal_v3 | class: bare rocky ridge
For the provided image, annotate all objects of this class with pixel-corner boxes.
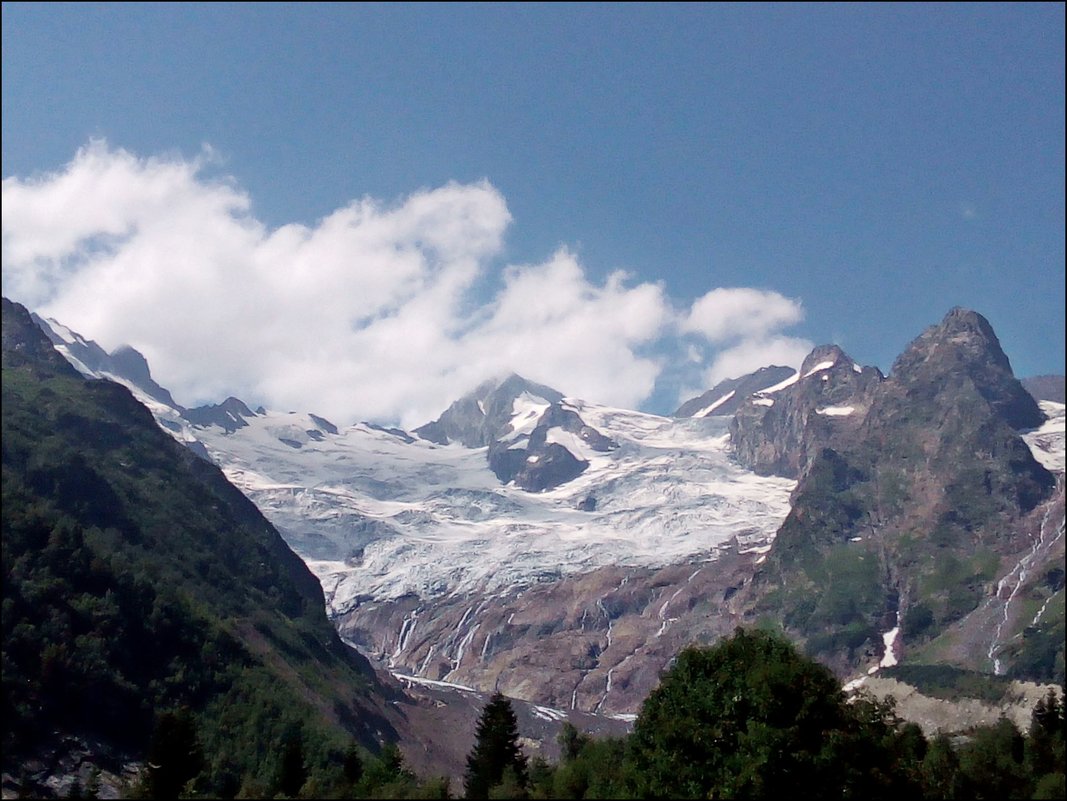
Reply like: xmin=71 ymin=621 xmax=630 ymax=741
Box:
xmin=674 ymin=365 xmax=796 ymax=418
xmin=1023 ymin=374 xmax=1066 ymax=404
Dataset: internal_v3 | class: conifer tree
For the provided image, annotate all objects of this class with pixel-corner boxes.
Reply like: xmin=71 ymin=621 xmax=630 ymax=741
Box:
xmin=464 ymin=692 xmax=528 ymax=799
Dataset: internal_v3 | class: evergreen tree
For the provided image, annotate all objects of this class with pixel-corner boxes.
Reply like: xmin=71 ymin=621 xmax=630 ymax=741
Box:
xmin=464 ymin=692 xmax=528 ymax=800
xmin=143 ymin=709 xmax=203 ymax=799
xmin=342 ymin=740 xmax=364 ymax=784
xmin=277 ymin=732 xmax=308 ymax=798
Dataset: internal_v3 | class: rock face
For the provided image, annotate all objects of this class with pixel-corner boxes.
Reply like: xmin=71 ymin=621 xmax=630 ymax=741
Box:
xmin=732 ymin=308 xmax=1059 ymax=676
xmin=730 ymin=345 xmax=884 ymax=478
xmin=339 ymin=547 xmax=765 ymax=716
xmin=3 ymin=301 xmax=82 ymax=377
xmin=182 ymin=396 xmax=260 ymax=432
xmin=417 ymin=373 xmax=617 ymax=492
xmin=886 ymin=307 xmax=1043 ymax=432
xmin=674 ymin=365 xmax=797 ymax=418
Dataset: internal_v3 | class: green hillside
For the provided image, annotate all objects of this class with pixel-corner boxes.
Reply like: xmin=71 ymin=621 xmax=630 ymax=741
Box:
xmin=1 ymin=298 xmax=399 ymax=797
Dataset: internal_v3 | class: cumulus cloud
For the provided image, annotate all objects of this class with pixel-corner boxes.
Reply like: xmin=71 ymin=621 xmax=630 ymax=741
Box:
xmin=681 ymin=287 xmax=805 ymax=343
xmin=675 ymin=286 xmax=813 ymax=398
xmin=2 ymin=141 xmax=813 ymax=426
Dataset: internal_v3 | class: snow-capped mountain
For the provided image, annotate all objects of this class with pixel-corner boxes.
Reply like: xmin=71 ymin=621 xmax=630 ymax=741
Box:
xmin=30 ymin=311 xmax=1066 ymax=713
xmin=146 ymin=382 xmax=797 ymax=608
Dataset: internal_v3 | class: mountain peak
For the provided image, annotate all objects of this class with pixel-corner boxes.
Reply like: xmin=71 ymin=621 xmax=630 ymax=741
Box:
xmin=2 ymin=298 xmax=82 ymax=376
xmin=675 ymin=365 xmax=796 ymax=418
xmin=31 ymin=313 xmax=181 ymax=410
xmin=894 ymin=307 xmax=1008 ymax=373
xmin=800 ymin=344 xmax=853 ymax=377
xmin=415 ymin=373 xmax=565 ymax=447
xmin=891 ymin=307 xmax=1041 ymax=430
xmin=487 ymin=373 xmax=565 ymax=404
xmin=182 ymin=396 xmax=259 ymax=433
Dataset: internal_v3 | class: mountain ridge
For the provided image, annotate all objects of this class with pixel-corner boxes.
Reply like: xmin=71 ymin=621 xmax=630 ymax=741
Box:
xmin=21 ymin=303 xmax=1066 ymax=716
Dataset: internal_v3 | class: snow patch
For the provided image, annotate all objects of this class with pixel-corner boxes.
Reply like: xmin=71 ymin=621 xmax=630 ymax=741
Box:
xmin=391 ymin=672 xmax=477 ymax=693
xmin=816 ymin=406 xmax=855 ymax=417
xmin=544 ymin=427 xmax=600 ymax=462
xmin=803 ymin=360 xmax=836 ymax=378
xmin=752 ymin=397 xmax=774 ymax=407
xmin=505 ymin=393 xmax=552 ymax=439
xmin=739 ymin=543 xmax=772 ymax=555
xmin=1022 ymin=401 xmax=1065 ymax=473
xmin=758 ymin=371 xmax=799 ymax=395
xmin=880 ymin=624 xmax=900 ymax=668
xmin=531 ymin=705 xmax=568 ymax=722
xmin=843 ymin=677 xmax=867 ymax=693
xmin=694 ymin=390 xmax=736 ymax=418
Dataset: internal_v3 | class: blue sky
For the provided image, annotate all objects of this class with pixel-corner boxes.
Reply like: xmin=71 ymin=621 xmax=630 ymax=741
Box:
xmin=2 ymin=3 xmax=1063 ymax=424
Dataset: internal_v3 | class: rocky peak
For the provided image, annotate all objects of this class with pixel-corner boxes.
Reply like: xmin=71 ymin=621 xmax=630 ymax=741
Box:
xmin=415 ymin=373 xmax=619 ymax=491
xmin=2 ymin=298 xmax=81 ymax=376
xmin=414 ymin=373 xmax=564 ymax=447
xmin=799 ymin=344 xmax=852 ymax=376
xmin=182 ymin=396 xmax=259 ymax=433
xmin=738 ymin=309 xmax=1057 ymax=676
xmin=730 ymin=343 xmax=882 ymax=478
xmin=889 ymin=307 xmax=1042 ymax=431
xmin=31 ymin=313 xmax=181 ymax=409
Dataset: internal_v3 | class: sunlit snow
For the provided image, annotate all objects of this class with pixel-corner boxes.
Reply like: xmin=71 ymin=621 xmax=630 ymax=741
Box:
xmin=694 ymin=390 xmax=735 ymax=418
xmin=802 ymin=360 xmax=836 ymax=378
xmin=816 ymin=405 xmax=855 ymax=416
xmin=757 ymin=371 xmax=799 ymax=395
xmin=1023 ymin=401 xmax=1065 ymax=474
xmin=187 ymin=401 xmax=796 ymax=613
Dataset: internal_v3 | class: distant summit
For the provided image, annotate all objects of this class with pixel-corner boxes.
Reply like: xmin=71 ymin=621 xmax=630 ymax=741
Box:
xmin=182 ymin=396 xmax=260 ymax=433
xmin=1022 ymin=375 xmax=1066 ymax=405
xmin=414 ymin=373 xmax=564 ymax=447
xmin=415 ymin=373 xmax=618 ymax=491
xmin=33 ymin=313 xmax=181 ymax=409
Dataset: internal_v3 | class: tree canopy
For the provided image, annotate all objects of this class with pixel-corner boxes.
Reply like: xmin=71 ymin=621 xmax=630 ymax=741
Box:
xmin=629 ymin=627 xmax=920 ymax=799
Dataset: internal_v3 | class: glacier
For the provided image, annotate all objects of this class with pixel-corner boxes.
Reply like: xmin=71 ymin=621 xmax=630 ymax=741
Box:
xmin=187 ymin=399 xmax=797 ymax=615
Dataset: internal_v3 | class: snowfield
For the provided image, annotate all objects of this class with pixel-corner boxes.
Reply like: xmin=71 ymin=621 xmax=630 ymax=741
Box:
xmin=1023 ymin=401 xmax=1066 ymax=474
xmin=186 ymin=400 xmax=796 ymax=614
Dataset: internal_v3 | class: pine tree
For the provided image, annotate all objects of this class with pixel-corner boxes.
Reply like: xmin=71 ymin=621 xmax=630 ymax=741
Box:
xmin=144 ymin=709 xmax=203 ymax=799
xmin=464 ymin=692 xmax=528 ymax=799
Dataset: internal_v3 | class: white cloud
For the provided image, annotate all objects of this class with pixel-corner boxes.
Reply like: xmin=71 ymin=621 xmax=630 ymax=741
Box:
xmin=2 ymin=142 xmax=815 ymax=427
xmin=682 ymin=287 xmax=805 ymax=343
xmin=701 ymin=335 xmax=813 ymax=387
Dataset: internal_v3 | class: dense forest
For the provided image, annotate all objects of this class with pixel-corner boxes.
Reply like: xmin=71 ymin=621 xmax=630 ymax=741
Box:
xmin=2 ymin=298 xmax=405 ymax=797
